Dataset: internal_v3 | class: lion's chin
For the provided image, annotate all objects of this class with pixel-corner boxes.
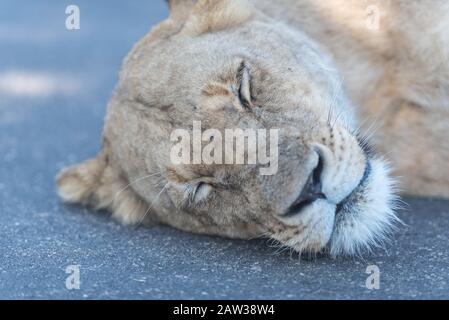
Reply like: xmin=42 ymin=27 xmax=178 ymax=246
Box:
xmin=327 ymin=157 xmax=400 ymax=257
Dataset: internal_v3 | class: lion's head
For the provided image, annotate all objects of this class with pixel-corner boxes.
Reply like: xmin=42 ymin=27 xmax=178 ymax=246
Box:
xmin=57 ymin=0 xmax=398 ymax=256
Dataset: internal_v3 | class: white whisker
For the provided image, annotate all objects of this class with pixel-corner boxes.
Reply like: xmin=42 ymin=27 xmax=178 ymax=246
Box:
xmin=112 ymin=172 xmax=162 ymax=205
xmin=136 ymin=182 xmax=170 ymax=227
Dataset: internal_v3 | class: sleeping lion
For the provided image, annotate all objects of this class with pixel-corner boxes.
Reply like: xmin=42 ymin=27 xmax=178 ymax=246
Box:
xmin=56 ymin=0 xmax=449 ymax=256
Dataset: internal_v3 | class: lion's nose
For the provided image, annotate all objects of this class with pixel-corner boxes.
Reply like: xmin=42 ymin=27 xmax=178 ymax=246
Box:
xmin=286 ymin=151 xmax=326 ymax=216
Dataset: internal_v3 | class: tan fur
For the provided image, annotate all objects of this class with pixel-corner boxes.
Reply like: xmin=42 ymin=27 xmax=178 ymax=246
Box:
xmin=182 ymin=0 xmax=253 ymax=35
xmin=56 ymin=0 xmax=448 ymax=255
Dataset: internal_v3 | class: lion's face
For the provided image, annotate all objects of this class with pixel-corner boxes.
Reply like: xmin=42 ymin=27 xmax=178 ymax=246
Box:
xmin=58 ymin=0 xmax=398 ymax=256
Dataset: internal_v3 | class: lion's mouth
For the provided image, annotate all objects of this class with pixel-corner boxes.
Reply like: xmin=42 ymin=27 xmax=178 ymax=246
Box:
xmin=286 ymin=156 xmax=372 ymax=217
xmin=335 ymin=160 xmax=372 ymax=214
xmin=327 ymin=157 xmax=398 ymax=256
xmin=276 ymin=153 xmax=397 ymax=256
xmin=285 ymin=152 xmax=326 ymax=216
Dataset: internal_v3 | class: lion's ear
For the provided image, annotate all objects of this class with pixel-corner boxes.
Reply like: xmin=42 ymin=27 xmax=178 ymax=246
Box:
xmin=138 ymin=0 xmax=197 ymax=41
xmin=163 ymin=0 xmax=253 ymax=38
xmin=181 ymin=0 xmax=254 ymax=36
xmin=56 ymin=150 xmax=148 ymax=225
xmin=56 ymin=152 xmax=107 ymax=206
xmin=167 ymin=0 xmax=197 ymax=21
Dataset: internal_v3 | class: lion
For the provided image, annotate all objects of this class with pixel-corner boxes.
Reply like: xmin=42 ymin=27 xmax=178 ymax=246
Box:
xmin=56 ymin=0 xmax=449 ymax=256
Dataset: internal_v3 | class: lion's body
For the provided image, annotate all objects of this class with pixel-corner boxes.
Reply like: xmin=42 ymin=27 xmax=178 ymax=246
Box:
xmin=255 ymin=0 xmax=449 ymax=197
xmin=56 ymin=0 xmax=449 ymax=256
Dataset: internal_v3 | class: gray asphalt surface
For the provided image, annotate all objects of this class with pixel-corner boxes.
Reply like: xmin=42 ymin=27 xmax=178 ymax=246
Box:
xmin=1 ymin=0 xmax=449 ymax=299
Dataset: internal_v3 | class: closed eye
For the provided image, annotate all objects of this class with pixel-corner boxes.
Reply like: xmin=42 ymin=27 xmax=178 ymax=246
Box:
xmin=237 ymin=62 xmax=252 ymax=109
xmin=187 ymin=181 xmax=213 ymax=205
